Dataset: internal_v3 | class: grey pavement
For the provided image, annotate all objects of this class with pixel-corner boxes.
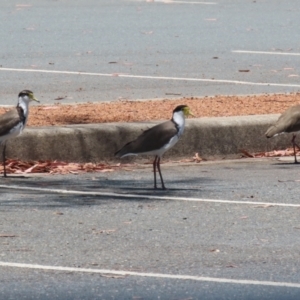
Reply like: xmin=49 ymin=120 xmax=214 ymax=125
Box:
xmin=0 ymin=158 xmax=300 ymax=299
xmin=0 ymin=0 xmax=300 ymax=105
xmin=1 ymin=269 xmax=300 ymax=300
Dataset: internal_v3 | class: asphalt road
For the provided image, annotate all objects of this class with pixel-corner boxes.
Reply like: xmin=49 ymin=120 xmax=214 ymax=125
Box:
xmin=1 ymin=0 xmax=300 ymax=105
xmin=1 ymin=1 xmax=300 ymax=299
xmin=0 ymin=158 xmax=300 ymax=299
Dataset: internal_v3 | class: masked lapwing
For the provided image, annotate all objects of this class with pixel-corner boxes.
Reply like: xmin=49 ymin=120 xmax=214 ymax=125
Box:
xmin=0 ymin=90 xmax=39 ymax=177
xmin=115 ymin=105 xmax=193 ymax=190
xmin=265 ymin=104 xmax=300 ymax=163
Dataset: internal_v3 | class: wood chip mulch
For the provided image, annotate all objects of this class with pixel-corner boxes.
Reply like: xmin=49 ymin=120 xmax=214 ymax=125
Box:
xmin=1 ymin=93 xmax=299 ymax=127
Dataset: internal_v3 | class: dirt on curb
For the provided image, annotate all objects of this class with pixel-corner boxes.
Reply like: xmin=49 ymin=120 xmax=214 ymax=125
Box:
xmin=1 ymin=93 xmax=300 ymax=127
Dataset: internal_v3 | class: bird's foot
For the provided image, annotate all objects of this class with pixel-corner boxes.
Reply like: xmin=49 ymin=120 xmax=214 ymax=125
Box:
xmin=154 ymin=185 xmax=167 ymax=190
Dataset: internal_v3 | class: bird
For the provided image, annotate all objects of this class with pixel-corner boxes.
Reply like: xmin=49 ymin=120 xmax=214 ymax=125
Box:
xmin=115 ymin=105 xmax=193 ymax=190
xmin=0 ymin=90 xmax=39 ymax=177
xmin=265 ymin=104 xmax=300 ymax=163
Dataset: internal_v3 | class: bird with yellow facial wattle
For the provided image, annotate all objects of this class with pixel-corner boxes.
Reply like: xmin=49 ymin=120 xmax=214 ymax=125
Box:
xmin=265 ymin=104 xmax=300 ymax=164
xmin=0 ymin=90 xmax=39 ymax=177
xmin=115 ymin=105 xmax=194 ymax=190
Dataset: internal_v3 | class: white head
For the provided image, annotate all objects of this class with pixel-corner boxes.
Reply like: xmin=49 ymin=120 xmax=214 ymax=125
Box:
xmin=172 ymin=105 xmax=194 ymax=136
xmin=17 ymin=90 xmax=39 ymax=120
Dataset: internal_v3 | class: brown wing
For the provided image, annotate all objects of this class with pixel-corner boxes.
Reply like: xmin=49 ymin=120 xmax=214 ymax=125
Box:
xmin=0 ymin=109 xmax=22 ymax=137
xmin=115 ymin=120 xmax=178 ymax=157
xmin=266 ymin=105 xmax=300 ymax=137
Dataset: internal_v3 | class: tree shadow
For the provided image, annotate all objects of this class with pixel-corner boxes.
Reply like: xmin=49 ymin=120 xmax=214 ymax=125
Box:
xmin=270 ymin=162 xmax=300 ymax=168
xmin=0 ymin=176 xmax=217 ymax=209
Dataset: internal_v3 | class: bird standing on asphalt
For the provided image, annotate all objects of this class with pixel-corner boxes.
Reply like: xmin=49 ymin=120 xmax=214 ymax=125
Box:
xmin=0 ymin=90 xmax=39 ymax=177
xmin=265 ymin=104 xmax=300 ymax=163
xmin=115 ymin=105 xmax=193 ymax=190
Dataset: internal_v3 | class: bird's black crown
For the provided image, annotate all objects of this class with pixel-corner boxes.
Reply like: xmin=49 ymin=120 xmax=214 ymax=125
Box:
xmin=18 ymin=90 xmax=33 ymax=98
xmin=173 ymin=105 xmax=188 ymax=113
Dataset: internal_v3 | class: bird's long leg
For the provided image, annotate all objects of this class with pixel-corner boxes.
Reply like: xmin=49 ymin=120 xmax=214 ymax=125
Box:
xmin=2 ymin=143 xmax=7 ymax=177
xmin=292 ymin=134 xmax=300 ymax=151
xmin=153 ymin=156 xmax=158 ymax=189
xmin=292 ymin=134 xmax=299 ymax=164
xmin=157 ymin=157 xmax=166 ymax=190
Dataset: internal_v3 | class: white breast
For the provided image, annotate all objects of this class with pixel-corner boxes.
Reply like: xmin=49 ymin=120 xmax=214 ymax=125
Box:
xmin=0 ymin=122 xmax=24 ymax=145
xmin=173 ymin=110 xmax=185 ymax=137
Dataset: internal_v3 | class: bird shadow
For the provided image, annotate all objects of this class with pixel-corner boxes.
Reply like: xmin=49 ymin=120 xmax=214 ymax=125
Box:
xmin=0 ymin=174 xmax=216 ymax=209
xmin=2 ymin=175 xmax=30 ymax=179
xmin=119 ymin=187 xmax=201 ymax=192
xmin=271 ymin=162 xmax=300 ymax=167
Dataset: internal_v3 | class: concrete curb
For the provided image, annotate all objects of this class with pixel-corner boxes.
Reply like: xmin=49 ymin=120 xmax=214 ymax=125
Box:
xmin=4 ymin=114 xmax=291 ymax=162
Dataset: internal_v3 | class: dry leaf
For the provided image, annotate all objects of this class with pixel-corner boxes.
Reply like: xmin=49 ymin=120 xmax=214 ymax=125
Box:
xmin=209 ymin=249 xmax=220 ymax=253
xmin=101 ymin=274 xmax=125 ymax=279
xmin=0 ymin=159 xmax=119 ymax=175
xmin=240 ymin=149 xmax=254 ymax=158
xmin=99 ymin=169 xmax=114 ymax=173
xmin=259 ymin=239 xmax=268 ymax=243
xmin=0 ymin=234 xmax=17 ymax=238
xmin=193 ymin=152 xmax=202 ymax=163
xmin=252 ymin=147 xmax=300 ymax=158
xmin=226 ymin=264 xmax=238 ymax=268
xmin=94 ymin=229 xmax=116 ymax=235
xmin=141 ymin=31 xmax=153 ymax=35
xmin=24 ymin=164 xmax=39 ymax=173
xmin=8 ymin=248 xmax=31 ymax=252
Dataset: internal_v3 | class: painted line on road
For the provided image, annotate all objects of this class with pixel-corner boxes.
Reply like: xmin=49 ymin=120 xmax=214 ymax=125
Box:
xmin=0 ymin=261 xmax=299 ymax=288
xmin=149 ymin=0 xmax=217 ymax=4
xmin=0 ymin=184 xmax=299 ymax=207
xmin=233 ymin=50 xmax=300 ymax=56
xmin=1 ymin=67 xmax=300 ymax=88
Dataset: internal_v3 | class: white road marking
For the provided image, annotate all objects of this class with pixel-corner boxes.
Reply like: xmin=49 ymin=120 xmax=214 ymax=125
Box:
xmin=233 ymin=50 xmax=300 ymax=56
xmin=150 ymin=0 xmax=217 ymax=4
xmin=0 ymin=184 xmax=299 ymax=207
xmin=1 ymin=67 xmax=300 ymax=88
xmin=0 ymin=261 xmax=299 ymax=288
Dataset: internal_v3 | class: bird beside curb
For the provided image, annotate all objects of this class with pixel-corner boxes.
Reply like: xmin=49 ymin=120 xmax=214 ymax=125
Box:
xmin=115 ymin=105 xmax=193 ymax=190
xmin=0 ymin=90 xmax=39 ymax=177
xmin=265 ymin=104 xmax=300 ymax=163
